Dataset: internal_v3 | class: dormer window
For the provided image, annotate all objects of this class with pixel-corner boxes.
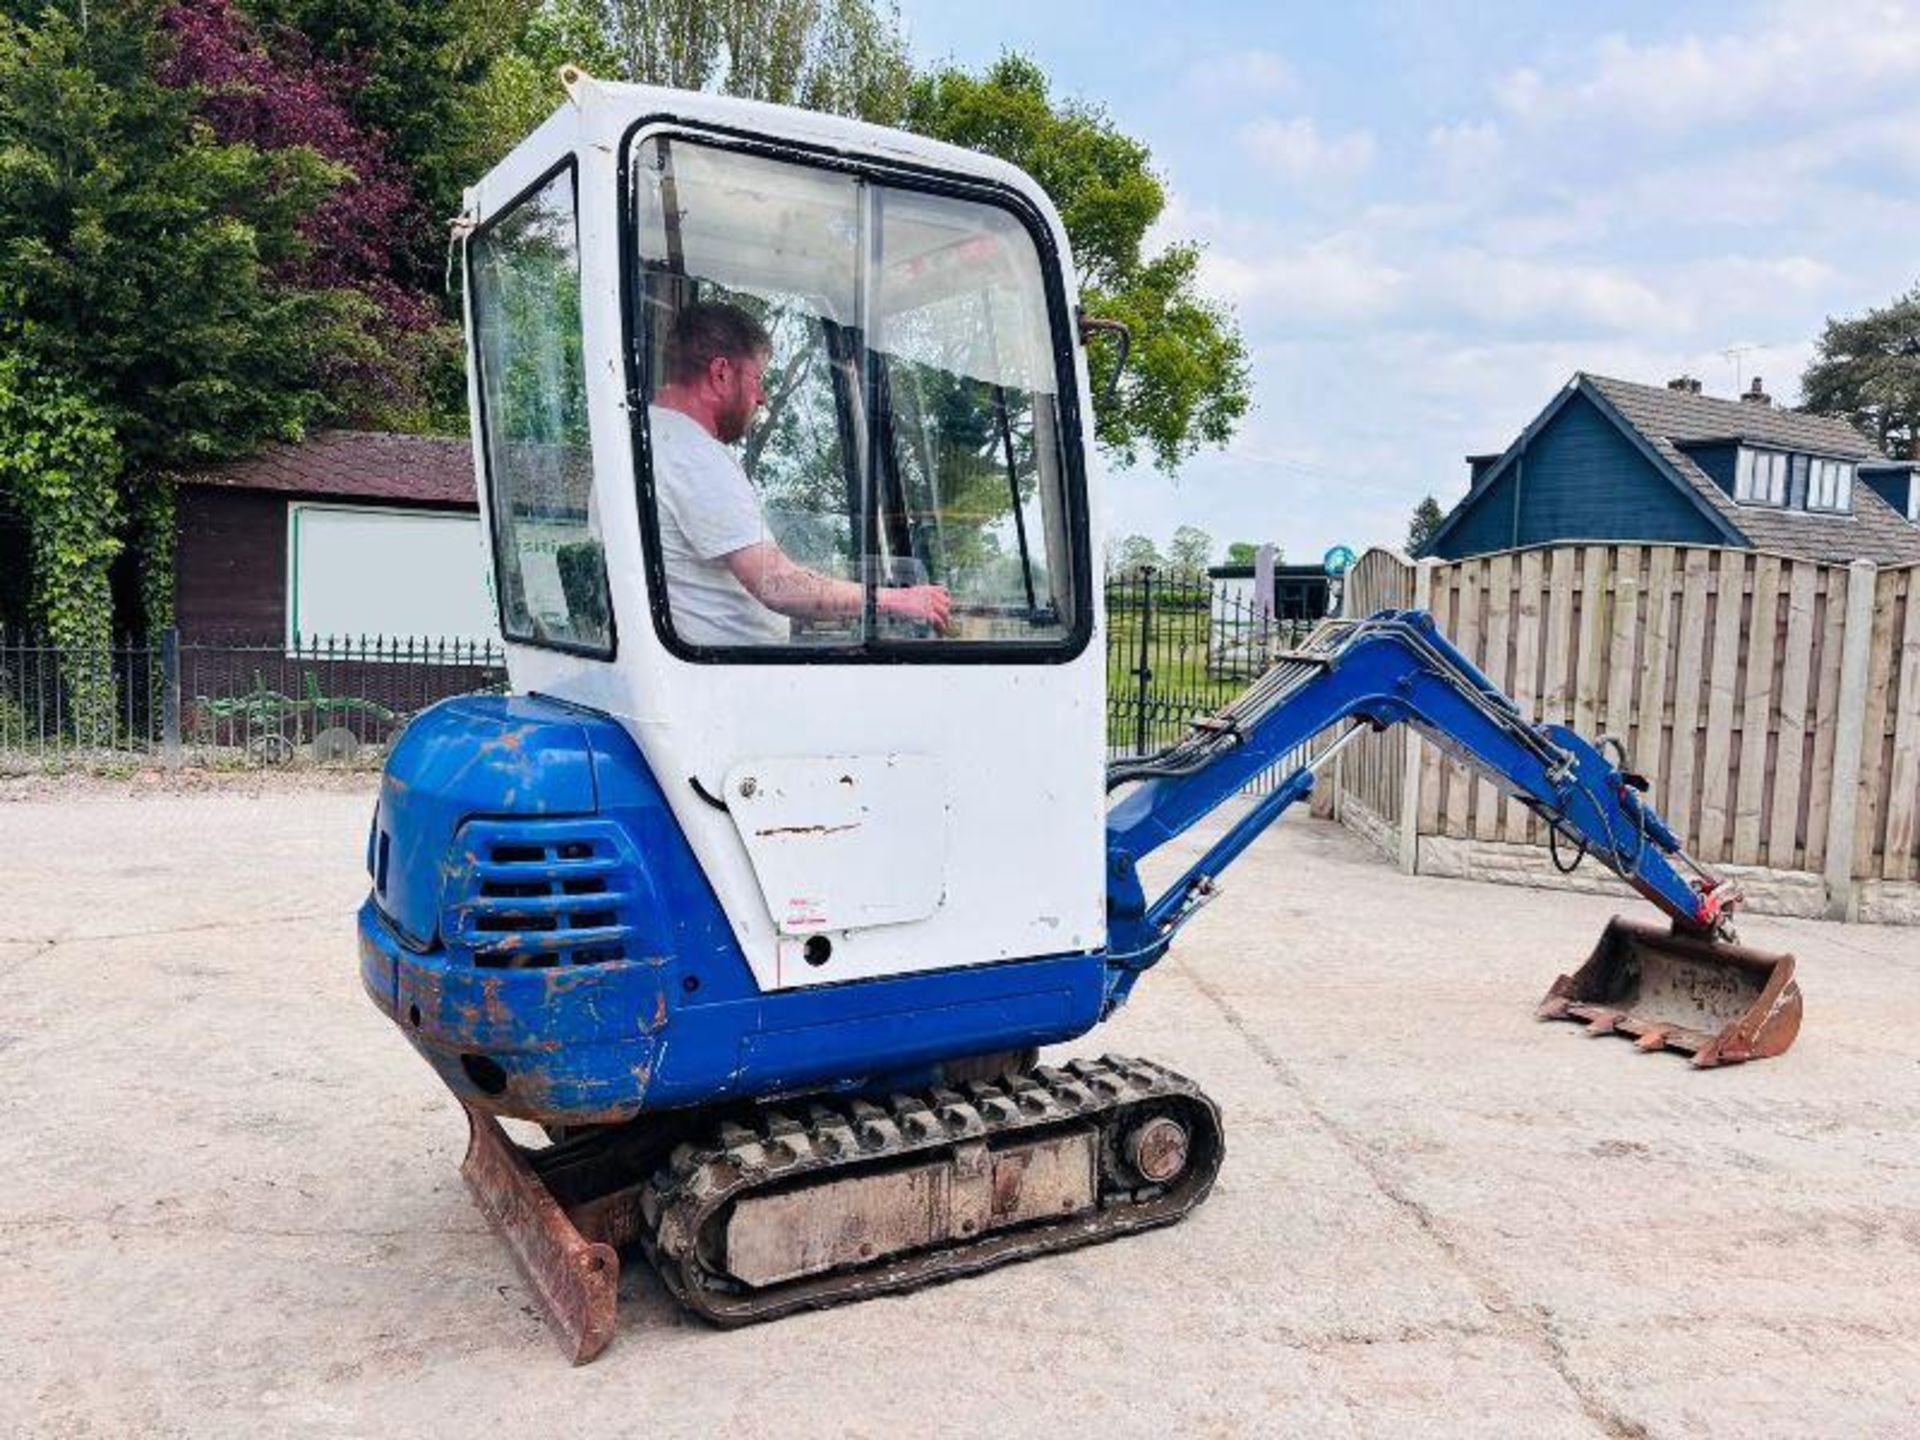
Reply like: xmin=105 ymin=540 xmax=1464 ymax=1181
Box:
xmin=1807 ymin=457 xmax=1854 ymax=512
xmin=1734 ymin=447 xmax=1788 ymax=505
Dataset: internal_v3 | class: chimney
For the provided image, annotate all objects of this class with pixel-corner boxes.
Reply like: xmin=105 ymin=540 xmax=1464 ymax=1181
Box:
xmin=1666 ymin=375 xmax=1702 ymax=394
xmin=1742 ymin=375 xmax=1771 ymax=406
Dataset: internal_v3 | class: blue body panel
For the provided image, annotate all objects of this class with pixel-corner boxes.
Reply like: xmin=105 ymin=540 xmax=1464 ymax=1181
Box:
xmin=358 ymin=694 xmax=1106 ymax=1123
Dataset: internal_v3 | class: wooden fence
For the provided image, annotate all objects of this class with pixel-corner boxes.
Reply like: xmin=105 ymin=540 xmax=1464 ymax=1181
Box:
xmin=1324 ymin=543 xmax=1920 ymax=919
xmin=1320 ymin=549 xmax=1413 ymax=844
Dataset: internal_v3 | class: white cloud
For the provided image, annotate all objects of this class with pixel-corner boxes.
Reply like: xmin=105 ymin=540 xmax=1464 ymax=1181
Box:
xmin=1200 ymin=235 xmax=1406 ymax=324
xmin=1179 ymin=49 xmax=1296 ymax=102
xmin=1239 ymin=116 xmax=1376 ymax=182
xmin=1494 ymin=1 xmax=1920 ymax=130
xmin=1422 ymin=251 xmax=1677 ymax=334
xmin=1426 ymin=120 xmax=1505 ymax=178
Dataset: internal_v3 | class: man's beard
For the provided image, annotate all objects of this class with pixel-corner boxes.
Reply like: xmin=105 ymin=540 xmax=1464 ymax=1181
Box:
xmin=715 ymin=381 xmax=756 ymax=443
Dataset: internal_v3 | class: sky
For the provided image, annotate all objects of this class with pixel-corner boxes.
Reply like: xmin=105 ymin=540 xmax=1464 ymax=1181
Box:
xmin=895 ymin=0 xmax=1920 ymax=566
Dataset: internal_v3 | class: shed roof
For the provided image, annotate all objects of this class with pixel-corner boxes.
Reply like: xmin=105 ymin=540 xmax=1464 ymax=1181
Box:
xmin=175 ymin=431 xmax=476 ymax=507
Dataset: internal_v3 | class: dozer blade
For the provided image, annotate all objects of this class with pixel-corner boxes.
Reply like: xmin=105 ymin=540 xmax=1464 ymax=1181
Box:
xmin=1537 ymin=916 xmax=1802 ymax=1067
xmin=460 ymin=1104 xmax=622 ymax=1365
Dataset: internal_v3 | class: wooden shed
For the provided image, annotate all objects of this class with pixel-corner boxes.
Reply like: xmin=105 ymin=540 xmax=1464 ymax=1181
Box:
xmin=171 ymin=431 xmax=495 ymax=645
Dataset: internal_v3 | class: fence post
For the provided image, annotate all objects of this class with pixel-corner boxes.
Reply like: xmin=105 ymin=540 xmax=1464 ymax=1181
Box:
xmin=1132 ymin=566 xmax=1154 ymax=756
xmin=1397 ymin=558 xmax=1441 ymax=874
xmin=1823 ymin=559 xmax=1879 ymax=920
xmin=160 ymin=627 xmax=182 ymax=768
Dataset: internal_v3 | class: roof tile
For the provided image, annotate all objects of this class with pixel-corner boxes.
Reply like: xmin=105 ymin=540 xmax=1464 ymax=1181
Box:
xmin=1584 ymin=375 xmax=1920 ymax=567
xmin=173 ymin=430 xmax=476 ymax=506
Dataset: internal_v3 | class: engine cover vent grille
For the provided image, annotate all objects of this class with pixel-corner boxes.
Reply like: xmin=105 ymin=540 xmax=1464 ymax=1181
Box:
xmin=444 ymin=820 xmax=641 ymax=969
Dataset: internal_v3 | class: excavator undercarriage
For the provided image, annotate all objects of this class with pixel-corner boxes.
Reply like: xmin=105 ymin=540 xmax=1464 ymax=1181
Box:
xmin=462 ymin=1056 xmax=1221 ymax=1362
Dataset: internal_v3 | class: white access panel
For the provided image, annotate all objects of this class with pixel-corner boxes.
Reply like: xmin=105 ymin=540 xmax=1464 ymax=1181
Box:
xmin=723 ymin=754 xmax=948 ymax=936
xmin=286 ymin=502 xmax=500 ymax=646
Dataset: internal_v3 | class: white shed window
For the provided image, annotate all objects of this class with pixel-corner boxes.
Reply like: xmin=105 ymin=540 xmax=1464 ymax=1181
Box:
xmin=1734 ymin=447 xmax=1788 ymax=505
xmin=1807 ymin=457 xmax=1854 ymax=512
xmin=287 ymin=503 xmax=500 ymax=650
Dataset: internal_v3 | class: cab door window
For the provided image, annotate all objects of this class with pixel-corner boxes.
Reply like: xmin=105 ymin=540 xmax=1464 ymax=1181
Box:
xmin=469 ymin=163 xmax=611 ymax=653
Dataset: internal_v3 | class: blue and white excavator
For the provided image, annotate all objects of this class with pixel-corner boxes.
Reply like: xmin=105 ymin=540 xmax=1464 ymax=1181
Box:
xmin=357 ymin=73 xmax=1802 ymax=1361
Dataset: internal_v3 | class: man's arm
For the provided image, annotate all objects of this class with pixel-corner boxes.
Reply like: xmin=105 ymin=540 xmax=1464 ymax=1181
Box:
xmin=725 ymin=542 xmax=952 ymax=631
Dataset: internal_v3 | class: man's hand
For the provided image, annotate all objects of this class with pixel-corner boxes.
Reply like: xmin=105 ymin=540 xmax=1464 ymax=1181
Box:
xmin=879 ymin=584 xmax=953 ymax=633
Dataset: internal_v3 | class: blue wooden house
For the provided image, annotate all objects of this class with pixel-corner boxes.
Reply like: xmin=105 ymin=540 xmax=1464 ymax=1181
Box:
xmin=1422 ymin=373 xmax=1920 ymax=565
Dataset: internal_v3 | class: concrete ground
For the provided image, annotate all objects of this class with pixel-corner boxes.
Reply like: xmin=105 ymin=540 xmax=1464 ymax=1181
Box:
xmin=2 ymin=777 xmax=1918 ymax=1439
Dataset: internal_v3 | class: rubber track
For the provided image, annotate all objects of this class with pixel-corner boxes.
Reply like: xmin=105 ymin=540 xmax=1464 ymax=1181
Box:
xmin=638 ymin=1054 xmax=1224 ymax=1326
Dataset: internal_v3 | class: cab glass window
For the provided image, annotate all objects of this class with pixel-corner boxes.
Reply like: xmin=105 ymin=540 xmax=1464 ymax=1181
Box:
xmin=629 ymin=133 xmax=1083 ymax=656
xmin=874 ymin=188 xmax=1071 ymax=642
xmin=470 ymin=164 xmax=612 ymax=652
xmin=634 ymin=139 xmax=865 ymax=648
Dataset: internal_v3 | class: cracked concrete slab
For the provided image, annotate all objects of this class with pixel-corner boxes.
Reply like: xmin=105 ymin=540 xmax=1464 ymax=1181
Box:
xmin=2 ymin=782 xmax=1917 ymax=1438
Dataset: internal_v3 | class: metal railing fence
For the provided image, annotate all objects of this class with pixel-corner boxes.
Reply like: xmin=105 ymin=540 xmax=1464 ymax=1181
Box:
xmin=8 ymin=576 xmax=1315 ymax=778
xmin=0 ymin=630 xmax=505 ymax=770
xmin=1103 ymin=566 xmax=1320 ymax=791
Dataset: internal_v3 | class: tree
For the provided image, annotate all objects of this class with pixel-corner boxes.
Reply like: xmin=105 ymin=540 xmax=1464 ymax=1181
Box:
xmin=1224 ymin=541 xmax=1268 ymax=566
xmin=595 ymin=0 xmax=909 ymax=119
xmin=1167 ymin=524 xmax=1213 ymax=573
xmin=241 ymin=0 xmax=527 ymax=290
xmin=161 ymin=0 xmax=462 ymax=432
xmin=1407 ymin=495 xmax=1445 ymax=554
xmin=1108 ymin=533 xmax=1163 ymax=573
xmin=1801 ymin=286 xmax=1920 ymax=459
xmin=474 ymin=0 xmax=911 ymax=148
xmin=0 ymin=357 xmax=122 ymax=737
xmin=466 ymin=1 xmax=621 ymax=173
xmin=905 ymin=55 xmax=1250 ymax=474
xmin=0 ymin=3 xmax=361 ymax=472
xmin=0 ymin=0 xmax=377 ymax=666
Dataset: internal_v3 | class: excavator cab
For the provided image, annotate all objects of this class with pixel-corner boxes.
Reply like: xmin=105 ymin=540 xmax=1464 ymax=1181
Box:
xmin=459 ymin=72 xmax=1106 ymax=1002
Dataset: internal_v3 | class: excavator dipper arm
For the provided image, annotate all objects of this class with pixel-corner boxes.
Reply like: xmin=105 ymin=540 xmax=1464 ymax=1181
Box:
xmin=1101 ymin=610 xmax=1735 ymax=1009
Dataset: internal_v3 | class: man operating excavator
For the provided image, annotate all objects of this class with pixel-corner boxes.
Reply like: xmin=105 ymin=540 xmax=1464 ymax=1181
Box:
xmin=647 ymin=300 xmax=952 ymax=645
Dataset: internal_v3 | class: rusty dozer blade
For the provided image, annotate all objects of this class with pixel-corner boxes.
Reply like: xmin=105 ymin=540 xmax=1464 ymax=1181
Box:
xmin=460 ymin=1104 xmax=621 ymax=1365
xmin=1537 ymin=916 xmax=1802 ymax=1067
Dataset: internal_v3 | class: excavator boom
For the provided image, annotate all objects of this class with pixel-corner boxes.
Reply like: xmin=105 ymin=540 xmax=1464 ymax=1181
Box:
xmin=1100 ymin=610 xmax=1800 ymax=1066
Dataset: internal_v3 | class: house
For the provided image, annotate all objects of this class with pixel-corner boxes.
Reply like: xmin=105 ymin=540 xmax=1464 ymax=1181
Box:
xmin=171 ymin=430 xmax=497 ymax=645
xmin=1422 ymin=373 xmax=1920 ymax=566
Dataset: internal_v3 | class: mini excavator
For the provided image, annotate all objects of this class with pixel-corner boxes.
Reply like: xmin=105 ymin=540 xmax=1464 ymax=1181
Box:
xmin=357 ymin=74 xmax=1802 ymax=1362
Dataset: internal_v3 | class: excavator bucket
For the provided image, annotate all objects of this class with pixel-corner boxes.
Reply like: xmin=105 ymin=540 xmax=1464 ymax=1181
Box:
xmin=1537 ymin=916 xmax=1802 ymax=1067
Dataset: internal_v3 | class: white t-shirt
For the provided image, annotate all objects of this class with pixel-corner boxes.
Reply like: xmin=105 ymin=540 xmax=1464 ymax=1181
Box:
xmin=648 ymin=405 xmax=789 ymax=646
